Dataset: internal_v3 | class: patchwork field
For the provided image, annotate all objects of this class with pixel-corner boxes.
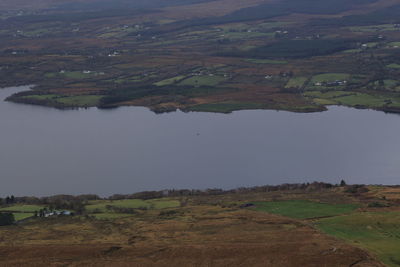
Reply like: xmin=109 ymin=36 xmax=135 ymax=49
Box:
xmin=0 ymin=0 xmax=400 ymax=113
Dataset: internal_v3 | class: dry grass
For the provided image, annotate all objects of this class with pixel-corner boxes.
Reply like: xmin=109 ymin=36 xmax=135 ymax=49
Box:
xmin=0 ymin=191 xmax=386 ymax=266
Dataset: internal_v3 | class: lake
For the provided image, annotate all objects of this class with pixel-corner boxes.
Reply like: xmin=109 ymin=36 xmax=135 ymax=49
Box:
xmin=1 ymin=85 xmax=399 ymax=197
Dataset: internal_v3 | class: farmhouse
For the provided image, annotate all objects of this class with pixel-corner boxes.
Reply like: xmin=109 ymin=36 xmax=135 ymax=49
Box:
xmin=43 ymin=210 xmax=73 ymax=218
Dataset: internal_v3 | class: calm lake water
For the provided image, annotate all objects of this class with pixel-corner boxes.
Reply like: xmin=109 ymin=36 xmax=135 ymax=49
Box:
xmin=1 ymin=85 xmax=400 ymax=197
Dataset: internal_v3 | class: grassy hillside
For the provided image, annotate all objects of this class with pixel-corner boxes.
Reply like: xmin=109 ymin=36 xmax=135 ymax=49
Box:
xmin=1 ymin=184 xmax=398 ymax=266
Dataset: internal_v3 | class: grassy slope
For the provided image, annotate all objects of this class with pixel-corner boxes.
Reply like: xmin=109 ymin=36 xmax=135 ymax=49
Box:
xmin=252 ymin=200 xmax=359 ymax=219
xmin=13 ymin=213 xmax=35 ymax=221
xmin=317 ymin=212 xmax=400 ymax=267
xmin=0 ymin=205 xmax=43 ymax=212
xmin=249 ymin=199 xmax=400 ymax=266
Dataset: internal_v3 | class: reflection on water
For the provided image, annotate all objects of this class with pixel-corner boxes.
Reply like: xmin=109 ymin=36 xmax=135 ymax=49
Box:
xmin=1 ymin=86 xmax=399 ymax=196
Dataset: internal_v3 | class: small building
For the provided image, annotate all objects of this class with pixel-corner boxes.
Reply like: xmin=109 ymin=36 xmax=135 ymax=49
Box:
xmin=42 ymin=210 xmax=73 ymax=218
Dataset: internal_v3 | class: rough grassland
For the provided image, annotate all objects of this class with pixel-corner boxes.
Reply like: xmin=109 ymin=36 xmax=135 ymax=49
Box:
xmin=85 ymin=199 xmax=180 ymax=213
xmin=91 ymin=213 xmax=135 ymax=220
xmin=0 ymin=204 xmax=383 ymax=266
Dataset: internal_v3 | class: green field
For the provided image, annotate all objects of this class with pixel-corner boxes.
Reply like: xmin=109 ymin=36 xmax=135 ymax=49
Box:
xmin=388 ymin=42 xmax=400 ymax=47
xmin=310 ymin=73 xmax=350 ymax=83
xmin=85 ymin=199 xmax=180 ymax=213
xmin=330 ymin=93 xmax=391 ymax=107
xmin=317 ymin=212 xmax=400 ymax=267
xmin=364 ymin=42 xmax=379 ymax=48
xmin=23 ymin=94 xmax=58 ymax=100
xmin=285 ymin=77 xmax=308 ymax=88
xmin=12 ymin=213 xmax=34 ymax=221
xmin=304 ymin=90 xmax=352 ymax=99
xmin=23 ymin=95 xmax=103 ymax=107
xmin=45 ymin=71 xmax=97 ymax=79
xmin=305 ymin=90 xmax=400 ymax=109
xmin=0 ymin=205 xmax=43 ymax=213
xmin=252 ymin=200 xmax=359 ymax=219
xmin=348 ymin=24 xmax=399 ymax=32
xmin=154 ymin=75 xmax=186 ymax=86
xmin=305 ymin=73 xmax=351 ymax=90
xmin=342 ymin=49 xmax=362 ymax=53
xmin=179 ymin=75 xmax=227 ymax=87
xmin=56 ymin=95 xmax=103 ymax=106
xmin=62 ymin=71 xmax=96 ymax=79
xmin=222 ymin=31 xmax=272 ymax=40
xmin=387 ymin=63 xmax=400 ymax=69
xmin=369 ymin=80 xmax=400 ymax=91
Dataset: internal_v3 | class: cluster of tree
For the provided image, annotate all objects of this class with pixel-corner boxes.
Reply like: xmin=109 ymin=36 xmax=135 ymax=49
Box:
xmin=0 ymin=195 xmax=15 ymax=205
xmin=0 ymin=213 xmax=15 ymax=226
xmin=108 ymin=181 xmax=348 ymax=200
xmin=218 ymin=0 xmax=377 ymax=24
xmin=3 ymin=180 xmax=364 ymax=208
xmin=311 ymin=4 xmax=400 ymax=27
xmin=140 ymin=0 xmax=378 ymax=36
xmin=105 ymin=206 xmax=140 ymax=214
xmin=344 ymin=184 xmax=370 ymax=194
xmin=99 ymin=85 xmax=237 ymax=108
xmin=1 ymin=194 xmax=100 ymax=215
xmin=6 ymin=8 xmax=153 ymax=24
xmin=218 ymin=39 xmax=356 ymax=59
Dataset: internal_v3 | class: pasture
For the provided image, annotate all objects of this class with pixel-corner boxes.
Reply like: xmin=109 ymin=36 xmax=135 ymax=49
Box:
xmin=387 ymin=63 xmax=400 ymax=69
xmin=252 ymin=200 xmax=359 ymax=219
xmin=305 ymin=90 xmax=400 ymax=110
xmin=21 ymin=94 xmax=103 ymax=107
xmin=285 ymin=77 xmax=308 ymax=88
xmin=0 ymin=204 xmax=43 ymax=212
xmin=179 ymin=75 xmax=227 ymax=87
xmin=317 ymin=211 xmax=400 ymax=267
xmin=13 ymin=213 xmax=35 ymax=221
xmin=154 ymin=75 xmax=187 ymax=86
xmin=310 ymin=73 xmax=350 ymax=83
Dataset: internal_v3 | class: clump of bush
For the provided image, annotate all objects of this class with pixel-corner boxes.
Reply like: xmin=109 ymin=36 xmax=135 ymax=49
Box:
xmin=344 ymin=185 xmax=369 ymax=194
xmin=368 ymin=202 xmax=389 ymax=208
xmin=158 ymin=210 xmax=183 ymax=218
xmin=0 ymin=213 xmax=15 ymax=226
